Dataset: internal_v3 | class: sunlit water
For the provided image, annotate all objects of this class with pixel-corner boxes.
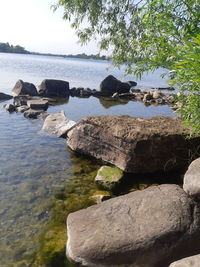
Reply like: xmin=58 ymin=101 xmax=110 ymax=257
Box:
xmin=0 ymin=53 xmax=176 ymax=266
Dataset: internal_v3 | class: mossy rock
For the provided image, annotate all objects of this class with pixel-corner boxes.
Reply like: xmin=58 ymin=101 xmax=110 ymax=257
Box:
xmin=95 ymin=166 xmax=124 ymax=191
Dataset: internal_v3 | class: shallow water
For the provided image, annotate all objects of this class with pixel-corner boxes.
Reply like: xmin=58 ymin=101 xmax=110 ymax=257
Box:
xmin=0 ymin=53 xmax=176 ymax=266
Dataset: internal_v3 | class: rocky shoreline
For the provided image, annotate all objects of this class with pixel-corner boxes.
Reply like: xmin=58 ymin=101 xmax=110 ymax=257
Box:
xmin=2 ymin=75 xmax=178 ymax=119
xmin=1 ymin=76 xmax=200 ymax=266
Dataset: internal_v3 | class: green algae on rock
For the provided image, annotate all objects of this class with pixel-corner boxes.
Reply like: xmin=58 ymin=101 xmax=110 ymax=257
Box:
xmin=95 ymin=166 xmax=124 ymax=191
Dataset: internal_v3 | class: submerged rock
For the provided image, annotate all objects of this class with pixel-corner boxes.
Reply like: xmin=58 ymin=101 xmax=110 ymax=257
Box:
xmin=91 ymin=190 xmax=112 ymax=204
xmin=183 ymin=157 xmax=200 ymax=198
xmin=100 ymin=75 xmax=137 ymax=96
xmin=24 ymin=109 xmax=47 ymax=119
xmin=67 ymin=115 xmax=200 ymax=173
xmin=95 ymin=166 xmax=124 ymax=191
xmin=0 ymin=92 xmax=12 ymax=101
xmin=66 ymin=184 xmax=200 ymax=266
xmin=12 ymin=80 xmax=38 ymax=96
xmin=42 ymin=111 xmax=76 ymax=138
xmin=38 ymin=79 xmax=70 ymax=98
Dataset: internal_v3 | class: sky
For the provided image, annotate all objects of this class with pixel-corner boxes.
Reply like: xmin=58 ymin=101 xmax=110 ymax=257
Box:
xmin=0 ymin=0 xmax=99 ymax=55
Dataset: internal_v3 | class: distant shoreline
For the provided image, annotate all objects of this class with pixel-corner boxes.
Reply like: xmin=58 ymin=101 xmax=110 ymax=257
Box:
xmin=0 ymin=42 xmax=109 ymax=61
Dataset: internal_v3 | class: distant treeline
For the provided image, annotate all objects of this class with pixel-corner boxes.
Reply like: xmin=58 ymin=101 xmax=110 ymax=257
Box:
xmin=64 ymin=53 xmax=108 ymax=60
xmin=0 ymin=42 xmax=29 ymax=54
xmin=0 ymin=42 xmax=108 ymax=60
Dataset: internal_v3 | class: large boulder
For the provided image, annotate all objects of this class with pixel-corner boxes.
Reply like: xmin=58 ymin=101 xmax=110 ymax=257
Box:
xmin=183 ymin=158 xmax=200 ymax=198
xmin=0 ymin=92 xmax=12 ymax=101
xmin=100 ymin=75 xmax=137 ymax=96
xmin=169 ymin=254 xmax=200 ymax=267
xmin=11 ymin=80 xmax=38 ymax=96
xmin=66 ymin=184 xmax=200 ymax=266
xmin=38 ymin=79 xmax=70 ymax=98
xmin=67 ymin=115 xmax=200 ymax=173
xmin=42 ymin=111 xmax=76 ymax=138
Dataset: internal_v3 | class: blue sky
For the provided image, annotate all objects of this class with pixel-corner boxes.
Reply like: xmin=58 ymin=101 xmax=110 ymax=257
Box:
xmin=0 ymin=0 xmax=99 ymax=54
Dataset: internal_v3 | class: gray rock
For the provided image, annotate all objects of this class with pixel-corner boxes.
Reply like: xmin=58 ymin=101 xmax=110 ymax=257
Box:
xmin=0 ymin=92 xmax=12 ymax=101
xmin=95 ymin=166 xmax=124 ymax=191
xmin=183 ymin=158 xmax=200 ymax=198
xmin=155 ymin=98 xmax=165 ymax=105
xmin=16 ymin=105 xmax=29 ymax=113
xmin=38 ymin=79 xmax=70 ymax=98
xmin=42 ymin=111 xmax=76 ymax=138
xmin=152 ymin=90 xmax=163 ymax=99
xmin=13 ymin=95 xmax=29 ymax=107
xmin=27 ymin=99 xmax=49 ymax=110
xmin=23 ymin=109 xmax=46 ymax=119
xmin=4 ymin=104 xmax=16 ymax=112
xmin=100 ymin=75 xmax=137 ymax=96
xmin=67 ymin=115 xmax=200 ymax=173
xmin=12 ymin=80 xmax=38 ymax=96
xmin=169 ymin=254 xmax=200 ymax=267
xmin=66 ymin=184 xmax=200 ymax=266
xmin=143 ymin=93 xmax=153 ymax=102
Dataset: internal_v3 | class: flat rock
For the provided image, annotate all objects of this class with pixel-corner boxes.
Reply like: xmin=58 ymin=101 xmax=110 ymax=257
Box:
xmin=169 ymin=254 xmax=200 ymax=267
xmin=66 ymin=184 xmax=200 ymax=266
xmin=67 ymin=115 xmax=200 ymax=173
xmin=0 ymin=92 xmax=12 ymax=101
xmin=42 ymin=111 xmax=76 ymax=138
xmin=27 ymin=99 xmax=49 ymax=110
xmin=38 ymin=79 xmax=70 ymax=98
xmin=12 ymin=80 xmax=38 ymax=96
xmin=95 ymin=166 xmax=124 ymax=191
xmin=183 ymin=158 xmax=200 ymax=198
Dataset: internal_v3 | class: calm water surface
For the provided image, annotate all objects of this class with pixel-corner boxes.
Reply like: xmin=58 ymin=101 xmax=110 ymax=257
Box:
xmin=0 ymin=53 xmax=175 ymax=266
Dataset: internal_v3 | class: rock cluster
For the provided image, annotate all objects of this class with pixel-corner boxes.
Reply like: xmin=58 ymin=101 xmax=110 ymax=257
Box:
xmin=5 ymin=95 xmax=50 ymax=119
xmin=2 ymin=75 xmax=200 ymax=266
xmin=112 ymin=89 xmax=175 ymax=106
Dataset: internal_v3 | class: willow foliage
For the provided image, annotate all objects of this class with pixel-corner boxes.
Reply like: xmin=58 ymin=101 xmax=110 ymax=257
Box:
xmin=54 ymin=0 xmax=200 ymax=134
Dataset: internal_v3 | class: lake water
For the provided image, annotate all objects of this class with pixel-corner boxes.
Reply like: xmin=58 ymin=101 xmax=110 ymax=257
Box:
xmin=0 ymin=53 xmax=176 ymax=266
